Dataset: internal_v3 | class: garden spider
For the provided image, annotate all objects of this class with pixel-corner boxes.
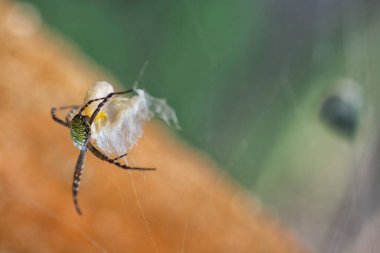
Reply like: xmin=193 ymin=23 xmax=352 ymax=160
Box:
xmin=51 ymin=89 xmax=155 ymax=215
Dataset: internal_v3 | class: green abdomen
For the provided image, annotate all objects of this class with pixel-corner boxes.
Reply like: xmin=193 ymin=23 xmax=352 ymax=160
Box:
xmin=70 ymin=115 xmax=90 ymax=150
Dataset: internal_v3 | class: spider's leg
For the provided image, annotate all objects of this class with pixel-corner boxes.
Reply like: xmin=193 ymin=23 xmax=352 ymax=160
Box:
xmin=51 ymin=105 xmax=80 ymax=128
xmin=73 ymin=148 xmax=88 ymax=215
xmin=112 ymin=153 xmax=127 ymax=161
xmin=65 ymin=106 xmax=80 ymax=124
xmin=88 ymin=143 xmax=155 ymax=171
xmin=78 ymin=89 xmax=134 ymax=117
xmin=88 ymin=89 xmax=134 ymax=124
xmin=78 ymin=97 xmax=108 ymax=115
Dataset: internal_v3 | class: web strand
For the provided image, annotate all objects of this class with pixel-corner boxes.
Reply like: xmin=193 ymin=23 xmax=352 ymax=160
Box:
xmin=128 ymin=171 xmax=158 ymax=253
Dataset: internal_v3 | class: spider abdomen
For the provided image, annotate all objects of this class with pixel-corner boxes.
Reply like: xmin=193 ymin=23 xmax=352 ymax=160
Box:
xmin=70 ymin=115 xmax=90 ymax=150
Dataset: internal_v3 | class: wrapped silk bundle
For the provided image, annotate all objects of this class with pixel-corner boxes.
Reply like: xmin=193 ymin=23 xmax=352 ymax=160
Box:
xmin=82 ymin=81 xmax=180 ymax=156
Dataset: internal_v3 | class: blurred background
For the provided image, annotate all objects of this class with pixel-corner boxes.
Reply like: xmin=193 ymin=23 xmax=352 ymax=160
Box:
xmin=17 ymin=0 xmax=380 ymax=252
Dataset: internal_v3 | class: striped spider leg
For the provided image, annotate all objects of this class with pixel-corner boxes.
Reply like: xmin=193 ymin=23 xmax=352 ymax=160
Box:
xmin=51 ymin=90 xmax=155 ymax=215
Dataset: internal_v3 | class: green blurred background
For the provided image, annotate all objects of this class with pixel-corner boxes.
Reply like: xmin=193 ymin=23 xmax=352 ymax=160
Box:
xmin=24 ymin=0 xmax=380 ymax=252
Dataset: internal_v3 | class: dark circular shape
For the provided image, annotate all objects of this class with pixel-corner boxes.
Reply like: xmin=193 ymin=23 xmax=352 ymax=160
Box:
xmin=320 ymin=94 xmax=360 ymax=138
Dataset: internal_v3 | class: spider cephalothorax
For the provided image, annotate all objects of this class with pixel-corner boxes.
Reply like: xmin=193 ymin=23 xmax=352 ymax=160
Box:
xmin=70 ymin=115 xmax=90 ymax=150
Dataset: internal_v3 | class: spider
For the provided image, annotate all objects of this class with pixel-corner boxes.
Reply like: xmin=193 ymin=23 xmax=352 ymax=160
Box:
xmin=51 ymin=89 xmax=155 ymax=215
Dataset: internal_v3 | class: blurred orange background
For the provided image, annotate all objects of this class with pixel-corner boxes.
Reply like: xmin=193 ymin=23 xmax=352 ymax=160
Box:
xmin=0 ymin=1 xmax=307 ymax=252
